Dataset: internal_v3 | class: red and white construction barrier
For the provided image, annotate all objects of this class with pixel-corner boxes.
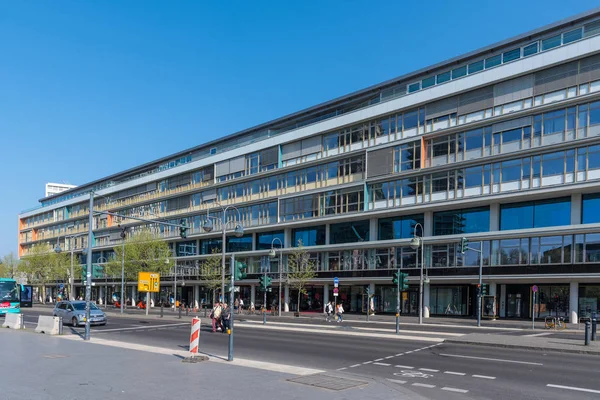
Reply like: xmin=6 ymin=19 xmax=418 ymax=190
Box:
xmin=189 ymin=317 xmax=201 ymax=356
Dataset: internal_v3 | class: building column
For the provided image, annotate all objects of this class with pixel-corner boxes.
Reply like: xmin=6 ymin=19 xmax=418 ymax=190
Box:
xmin=571 ymin=193 xmax=582 ymax=225
xmin=284 ymin=228 xmax=292 ymax=248
xmin=489 ymin=282 xmax=498 ymax=316
xmin=489 ymin=203 xmax=500 ymax=231
xmin=323 ymin=284 xmax=330 ymax=313
xmin=98 ymin=286 xmax=104 ymax=305
xmin=423 ymin=281 xmax=430 ymax=318
xmin=250 ymin=285 xmax=256 ymax=307
xmin=193 ymin=284 xmax=200 ymax=310
xmin=325 ymin=224 xmax=331 ymax=245
xmin=569 ymin=281 xmax=579 ymax=326
xmin=369 ymin=218 xmax=378 ymax=242
xmin=499 ymin=284 xmax=507 ymax=318
xmin=131 ymin=285 xmax=137 ymax=305
xmin=423 ymin=212 xmax=433 ymax=236
xmin=284 ymin=284 xmax=290 ymax=312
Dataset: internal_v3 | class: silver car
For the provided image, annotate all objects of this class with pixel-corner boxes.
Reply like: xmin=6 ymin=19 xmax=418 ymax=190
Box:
xmin=53 ymin=301 xmax=107 ymax=327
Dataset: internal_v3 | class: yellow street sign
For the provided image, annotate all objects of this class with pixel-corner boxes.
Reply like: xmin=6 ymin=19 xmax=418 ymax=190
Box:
xmin=138 ymin=272 xmax=160 ymax=293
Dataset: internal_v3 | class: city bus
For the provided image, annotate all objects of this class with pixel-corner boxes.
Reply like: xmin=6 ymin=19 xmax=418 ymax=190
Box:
xmin=0 ymin=278 xmax=21 ymax=315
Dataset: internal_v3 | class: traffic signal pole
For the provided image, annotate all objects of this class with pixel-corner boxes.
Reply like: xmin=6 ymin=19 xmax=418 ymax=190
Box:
xmin=477 ymin=241 xmax=483 ymax=328
xmin=396 ymin=271 xmax=400 ymax=335
xmin=229 ymin=254 xmax=235 ymax=361
xmin=263 ymin=270 xmax=267 ymax=325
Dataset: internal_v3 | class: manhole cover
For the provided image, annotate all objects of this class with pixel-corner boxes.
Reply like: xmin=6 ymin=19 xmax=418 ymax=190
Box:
xmin=288 ymin=374 xmax=368 ymax=391
xmin=182 ymin=356 xmax=208 ymax=363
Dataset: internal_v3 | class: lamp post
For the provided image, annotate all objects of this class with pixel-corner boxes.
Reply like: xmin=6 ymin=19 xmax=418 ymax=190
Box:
xmin=269 ymin=237 xmax=284 ymax=317
xmin=117 ymin=225 xmax=128 ymax=314
xmin=410 ymin=223 xmax=426 ymax=325
xmin=202 ymin=205 xmax=244 ymax=304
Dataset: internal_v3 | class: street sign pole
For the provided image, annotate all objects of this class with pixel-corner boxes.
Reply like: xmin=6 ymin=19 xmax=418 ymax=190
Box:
xmin=532 ymin=285 xmax=538 ymax=330
xmin=229 ymin=254 xmax=235 ymax=361
xmin=146 ymin=291 xmax=150 ymax=316
xmin=396 ymin=270 xmax=400 ymax=335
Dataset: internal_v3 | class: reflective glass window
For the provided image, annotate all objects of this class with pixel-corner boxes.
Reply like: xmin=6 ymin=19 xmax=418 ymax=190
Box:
xmin=378 ymin=214 xmax=424 ymax=240
xmin=541 ymin=152 xmax=564 ymax=176
xmin=436 ymin=71 xmax=451 ymax=84
xmin=403 ymin=110 xmax=418 ymax=130
xmin=330 ymin=220 xmax=370 ymax=244
xmin=408 ymin=82 xmax=421 ymax=93
xmin=433 ymin=207 xmax=490 ymax=236
xmin=468 ymin=60 xmax=484 ymax=74
xmin=452 ymin=66 xmax=467 ymax=79
xmin=485 ymin=55 xmax=502 ymax=69
xmin=523 ymin=42 xmax=539 ymax=57
xmin=502 ymin=48 xmax=521 ymax=63
xmin=422 ymin=76 xmax=435 ymax=89
xmin=257 ymin=231 xmax=284 ymax=250
xmin=542 ymin=34 xmax=561 ymax=51
xmin=582 ymin=193 xmax=600 ymax=224
xmin=292 ymin=226 xmax=325 ymax=247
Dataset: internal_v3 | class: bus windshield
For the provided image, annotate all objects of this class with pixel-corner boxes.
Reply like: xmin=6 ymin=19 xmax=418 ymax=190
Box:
xmin=0 ymin=281 xmax=19 ymax=302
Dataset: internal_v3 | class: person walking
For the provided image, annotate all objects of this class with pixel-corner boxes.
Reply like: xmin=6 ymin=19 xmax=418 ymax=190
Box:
xmin=239 ymin=298 xmax=244 ymax=314
xmin=234 ymin=298 xmax=239 ymax=314
xmin=211 ymin=302 xmax=223 ymax=332
xmin=221 ymin=303 xmax=231 ymax=334
xmin=336 ymin=303 xmax=344 ymax=323
xmin=325 ymin=301 xmax=333 ymax=322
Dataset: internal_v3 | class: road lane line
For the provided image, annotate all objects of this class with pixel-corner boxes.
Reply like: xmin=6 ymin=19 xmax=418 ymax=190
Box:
xmin=384 ymin=356 xmax=394 ymax=359
xmin=374 ymin=358 xmax=384 ymax=361
xmin=442 ymin=387 xmax=469 ymax=393
xmin=337 ymin=367 xmax=347 ymax=371
xmin=363 ymin=361 xmax=373 ymax=364
xmin=373 ymin=362 xmax=391 ymax=366
xmin=395 ymin=353 xmax=404 ymax=356
xmin=473 ymin=375 xmax=496 ymax=380
xmin=444 ymin=371 xmax=466 ymax=376
xmin=412 ymin=383 xmax=435 ymax=388
xmin=547 ymin=384 xmax=600 ymax=394
xmin=387 ymin=379 xmax=407 ymax=384
xmin=524 ymin=332 xmax=553 ymax=337
xmin=395 ymin=365 xmax=414 ymax=369
xmin=439 ymin=353 xmax=543 ymax=366
xmin=349 ymin=364 xmax=361 ymax=368
xmin=419 ymin=368 xmax=439 ymax=372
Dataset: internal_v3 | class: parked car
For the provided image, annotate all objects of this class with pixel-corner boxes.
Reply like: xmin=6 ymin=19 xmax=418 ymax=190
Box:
xmin=53 ymin=301 xmax=107 ymax=327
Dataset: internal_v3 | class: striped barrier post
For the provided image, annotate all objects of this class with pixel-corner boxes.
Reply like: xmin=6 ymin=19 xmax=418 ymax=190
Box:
xmin=189 ymin=317 xmax=201 ymax=356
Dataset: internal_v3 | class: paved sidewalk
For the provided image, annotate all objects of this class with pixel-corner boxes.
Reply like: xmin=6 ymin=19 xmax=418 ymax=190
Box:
xmin=446 ymin=333 xmax=600 ymax=355
xmin=0 ymin=328 xmax=422 ymax=400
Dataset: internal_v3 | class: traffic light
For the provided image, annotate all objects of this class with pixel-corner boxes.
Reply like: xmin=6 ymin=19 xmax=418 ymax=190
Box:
xmin=460 ymin=237 xmax=469 ymax=254
xmin=118 ymin=224 xmax=127 ymax=240
xmin=92 ymin=264 xmax=104 ymax=279
xmin=234 ymin=261 xmax=247 ymax=281
xmin=400 ymin=272 xmax=409 ymax=290
xmin=393 ymin=270 xmax=400 ymax=285
xmin=179 ymin=219 xmax=188 ymax=239
xmin=259 ymin=275 xmax=272 ymax=291
xmin=482 ymin=285 xmax=488 ymax=296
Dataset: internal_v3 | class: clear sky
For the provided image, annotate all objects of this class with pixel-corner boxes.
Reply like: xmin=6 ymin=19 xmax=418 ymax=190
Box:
xmin=1 ymin=1 xmax=598 ymax=257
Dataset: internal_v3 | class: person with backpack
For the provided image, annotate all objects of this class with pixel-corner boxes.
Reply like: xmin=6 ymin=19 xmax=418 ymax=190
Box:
xmin=336 ymin=303 xmax=344 ymax=323
xmin=325 ymin=301 xmax=333 ymax=322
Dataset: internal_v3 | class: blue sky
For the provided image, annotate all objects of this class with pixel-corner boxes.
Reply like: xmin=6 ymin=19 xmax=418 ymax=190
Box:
xmin=1 ymin=1 xmax=598 ymax=257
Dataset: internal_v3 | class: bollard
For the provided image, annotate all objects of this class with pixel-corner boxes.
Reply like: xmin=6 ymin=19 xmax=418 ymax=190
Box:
xmin=592 ymin=318 xmax=597 ymax=341
xmin=58 ymin=317 xmax=63 ymax=335
xmin=263 ymin=310 xmax=266 ymax=325
xmin=160 ymin=303 xmax=164 ymax=318
xmin=179 ymin=306 xmax=182 ymax=319
xmin=204 ymin=306 xmax=207 ymax=318
xmin=585 ymin=321 xmax=591 ymax=346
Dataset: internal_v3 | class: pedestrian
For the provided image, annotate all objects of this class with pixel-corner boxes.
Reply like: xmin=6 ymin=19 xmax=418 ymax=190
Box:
xmin=337 ymin=303 xmax=344 ymax=322
xmin=325 ymin=301 xmax=332 ymax=322
xmin=221 ymin=303 xmax=231 ymax=334
xmin=211 ymin=302 xmax=222 ymax=332
xmin=239 ymin=298 xmax=244 ymax=314
xmin=234 ymin=298 xmax=239 ymax=314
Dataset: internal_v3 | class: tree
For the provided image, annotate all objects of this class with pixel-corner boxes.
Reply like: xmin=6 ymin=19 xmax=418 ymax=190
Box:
xmin=1 ymin=252 xmax=19 ymax=279
xmin=19 ymin=244 xmax=70 ymax=303
xmin=106 ymin=230 xmax=172 ymax=285
xmin=287 ymin=240 xmax=317 ymax=314
xmin=199 ymin=249 xmax=222 ymax=304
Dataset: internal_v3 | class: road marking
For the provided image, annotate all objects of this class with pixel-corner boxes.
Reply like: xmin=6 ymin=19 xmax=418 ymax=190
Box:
xmin=363 ymin=361 xmax=373 ymax=364
xmin=395 ymin=371 xmax=432 ymax=379
xmin=412 ymin=383 xmax=435 ymax=388
xmin=349 ymin=364 xmax=361 ymax=368
xmin=387 ymin=379 xmax=407 ymax=384
xmin=406 ymin=351 xmax=413 ymax=353
xmin=395 ymin=365 xmax=414 ymax=369
xmin=384 ymin=356 xmax=394 ymax=359
xmin=473 ymin=375 xmax=496 ymax=380
xmin=440 ymin=353 xmax=543 ymax=366
xmin=524 ymin=332 xmax=553 ymax=337
xmin=442 ymin=387 xmax=469 ymax=393
xmin=373 ymin=362 xmax=391 ymax=366
xmin=419 ymin=368 xmax=439 ymax=372
xmin=444 ymin=371 xmax=466 ymax=376
xmin=395 ymin=353 xmax=404 ymax=356
xmin=547 ymin=384 xmax=600 ymax=394
xmin=337 ymin=367 xmax=347 ymax=371
xmin=374 ymin=358 xmax=384 ymax=361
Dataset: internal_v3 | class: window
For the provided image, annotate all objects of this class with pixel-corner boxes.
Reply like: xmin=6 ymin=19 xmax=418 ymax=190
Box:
xmin=582 ymin=193 xmax=600 ymax=224
xmin=523 ymin=42 xmax=539 ymax=57
xmin=501 ymin=159 xmax=521 ymax=182
xmin=176 ymin=241 xmax=197 ymax=257
xmin=201 ymin=238 xmax=222 ymax=254
xmin=422 ymin=76 xmax=435 ymax=89
xmin=408 ymin=82 xmax=421 ymax=93
xmin=226 ymin=235 xmax=253 ymax=252
xmin=452 ymin=66 xmax=467 ymax=79
xmin=541 ymin=34 xmax=561 ymax=51
xmin=433 ymin=207 xmax=490 ymax=236
xmin=500 ymin=198 xmax=571 ymax=230
xmin=256 ymin=231 xmax=284 ymax=250
xmin=394 ymin=141 xmax=421 ymax=172
xmin=485 ymin=54 xmax=502 ymax=69
xmin=292 ymin=226 xmax=325 ymax=247
xmin=502 ymin=48 xmax=521 ymax=63
xmin=542 ymin=109 xmax=566 ymax=135
xmin=436 ymin=71 xmax=451 ymax=84
xmin=468 ymin=60 xmax=484 ymax=74
xmin=541 ymin=151 xmax=564 ymax=176
xmin=378 ymin=214 xmax=424 ymax=240
xmin=330 ymin=220 xmax=370 ymax=244
xmin=403 ymin=110 xmax=418 ymax=130
xmin=562 ymin=28 xmax=583 ymax=44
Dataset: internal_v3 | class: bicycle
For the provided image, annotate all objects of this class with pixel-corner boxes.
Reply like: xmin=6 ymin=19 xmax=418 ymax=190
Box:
xmin=544 ymin=316 xmax=567 ymax=330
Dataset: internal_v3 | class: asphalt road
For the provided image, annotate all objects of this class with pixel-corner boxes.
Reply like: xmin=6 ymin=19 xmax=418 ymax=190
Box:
xmin=14 ymin=309 xmax=600 ymax=400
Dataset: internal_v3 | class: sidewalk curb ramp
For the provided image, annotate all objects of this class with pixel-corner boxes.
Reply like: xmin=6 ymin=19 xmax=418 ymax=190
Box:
xmin=34 ymin=316 xmax=60 ymax=335
xmin=2 ymin=313 xmax=23 ymax=329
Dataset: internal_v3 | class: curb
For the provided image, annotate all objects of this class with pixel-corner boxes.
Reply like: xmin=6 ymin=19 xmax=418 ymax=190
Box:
xmin=444 ymin=338 xmax=600 ymax=355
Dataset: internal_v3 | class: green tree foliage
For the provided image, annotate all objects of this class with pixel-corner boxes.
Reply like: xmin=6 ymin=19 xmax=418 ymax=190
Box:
xmin=19 ymin=244 xmax=70 ymax=302
xmin=106 ymin=230 xmax=172 ymax=282
xmin=1 ymin=252 xmax=19 ymax=279
xmin=287 ymin=240 xmax=317 ymax=314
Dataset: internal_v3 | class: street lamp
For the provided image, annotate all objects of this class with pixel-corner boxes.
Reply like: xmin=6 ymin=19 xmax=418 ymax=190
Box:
xmin=269 ymin=237 xmax=284 ymax=317
xmin=118 ymin=224 xmax=127 ymax=314
xmin=410 ymin=223 xmax=426 ymax=325
xmin=202 ymin=205 xmax=244 ymax=303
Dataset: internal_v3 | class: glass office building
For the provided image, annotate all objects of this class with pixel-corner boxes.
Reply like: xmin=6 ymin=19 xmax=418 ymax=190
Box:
xmin=18 ymin=10 xmax=600 ymax=320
